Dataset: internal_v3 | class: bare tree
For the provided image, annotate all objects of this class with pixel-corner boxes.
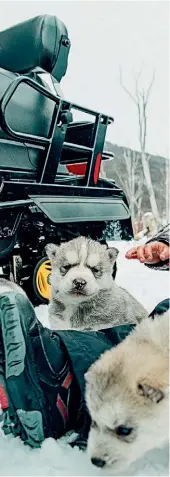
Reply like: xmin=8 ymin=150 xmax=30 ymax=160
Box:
xmin=119 ymin=68 xmax=160 ymax=226
xmin=115 ymin=148 xmax=143 ymax=225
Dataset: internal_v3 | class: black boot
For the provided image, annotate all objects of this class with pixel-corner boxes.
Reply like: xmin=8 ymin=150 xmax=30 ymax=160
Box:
xmin=0 ymin=291 xmax=79 ymax=447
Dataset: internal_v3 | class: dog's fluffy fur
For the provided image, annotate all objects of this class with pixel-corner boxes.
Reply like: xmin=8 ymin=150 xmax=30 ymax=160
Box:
xmin=46 ymin=236 xmax=148 ymax=330
xmin=85 ymin=310 xmax=169 ymax=473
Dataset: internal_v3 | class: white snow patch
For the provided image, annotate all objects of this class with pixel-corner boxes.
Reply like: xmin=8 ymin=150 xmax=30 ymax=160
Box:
xmin=0 ymin=240 xmax=169 ymax=476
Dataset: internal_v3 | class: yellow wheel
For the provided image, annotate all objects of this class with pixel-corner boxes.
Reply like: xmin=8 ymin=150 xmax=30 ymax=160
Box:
xmin=33 ymin=257 xmax=52 ymax=303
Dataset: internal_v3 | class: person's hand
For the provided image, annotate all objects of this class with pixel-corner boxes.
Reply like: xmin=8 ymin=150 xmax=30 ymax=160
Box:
xmin=125 ymin=241 xmax=170 ymax=263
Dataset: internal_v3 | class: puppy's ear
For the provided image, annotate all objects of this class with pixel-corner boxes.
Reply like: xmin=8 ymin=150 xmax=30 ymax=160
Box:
xmin=45 ymin=243 xmax=59 ymax=261
xmin=138 ymin=382 xmax=164 ymax=403
xmin=107 ymin=247 xmax=119 ymax=263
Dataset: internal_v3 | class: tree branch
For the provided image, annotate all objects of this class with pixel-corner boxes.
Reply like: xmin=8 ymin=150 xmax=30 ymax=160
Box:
xmin=145 ymin=70 xmax=156 ymax=103
xmin=118 ymin=66 xmax=137 ymax=104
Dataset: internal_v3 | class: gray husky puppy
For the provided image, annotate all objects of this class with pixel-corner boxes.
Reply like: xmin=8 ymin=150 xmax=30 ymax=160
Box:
xmin=46 ymin=236 xmax=148 ymax=330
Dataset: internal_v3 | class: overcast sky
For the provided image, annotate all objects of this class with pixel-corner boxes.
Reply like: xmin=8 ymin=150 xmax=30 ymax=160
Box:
xmin=0 ymin=0 xmax=169 ymax=157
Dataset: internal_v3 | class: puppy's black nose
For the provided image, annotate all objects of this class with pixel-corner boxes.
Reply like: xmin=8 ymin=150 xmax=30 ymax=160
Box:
xmin=91 ymin=457 xmax=106 ymax=468
xmin=73 ymin=278 xmax=86 ymax=290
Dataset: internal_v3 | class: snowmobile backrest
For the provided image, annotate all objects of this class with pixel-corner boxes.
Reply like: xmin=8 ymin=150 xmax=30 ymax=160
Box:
xmin=0 ymin=15 xmax=70 ymax=82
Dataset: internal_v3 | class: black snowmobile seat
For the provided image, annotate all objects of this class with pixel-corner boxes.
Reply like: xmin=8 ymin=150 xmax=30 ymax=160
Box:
xmin=0 ymin=15 xmax=110 ymax=183
xmin=0 ymin=15 xmax=70 ymax=82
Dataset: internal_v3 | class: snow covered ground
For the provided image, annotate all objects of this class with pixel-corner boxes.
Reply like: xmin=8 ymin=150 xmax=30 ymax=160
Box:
xmin=0 ymin=241 xmax=169 ymax=476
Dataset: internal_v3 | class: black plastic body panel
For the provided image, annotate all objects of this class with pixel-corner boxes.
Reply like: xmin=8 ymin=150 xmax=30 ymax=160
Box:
xmin=30 ymin=196 xmax=131 ymax=223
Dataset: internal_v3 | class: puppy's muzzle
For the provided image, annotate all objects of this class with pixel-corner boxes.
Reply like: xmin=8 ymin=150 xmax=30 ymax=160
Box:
xmin=72 ymin=278 xmax=87 ymax=292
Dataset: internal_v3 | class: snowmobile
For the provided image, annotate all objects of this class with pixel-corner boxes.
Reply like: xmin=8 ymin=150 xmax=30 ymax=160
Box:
xmin=0 ymin=14 xmax=133 ymax=305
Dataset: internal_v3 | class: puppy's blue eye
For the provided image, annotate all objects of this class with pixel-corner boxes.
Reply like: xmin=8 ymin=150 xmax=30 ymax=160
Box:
xmin=116 ymin=426 xmax=133 ymax=436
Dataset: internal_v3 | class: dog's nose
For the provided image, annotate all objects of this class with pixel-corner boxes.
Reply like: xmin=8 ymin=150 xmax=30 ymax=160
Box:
xmin=91 ymin=457 xmax=106 ymax=468
xmin=73 ymin=278 xmax=86 ymax=290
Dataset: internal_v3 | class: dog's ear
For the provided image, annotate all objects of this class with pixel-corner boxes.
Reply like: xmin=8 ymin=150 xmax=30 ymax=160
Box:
xmin=107 ymin=247 xmax=119 ymax=263
xmin=45 ymin=243 xmax=59 ymax=261
xmin=138 ymin=382 xmax=164 ymax=403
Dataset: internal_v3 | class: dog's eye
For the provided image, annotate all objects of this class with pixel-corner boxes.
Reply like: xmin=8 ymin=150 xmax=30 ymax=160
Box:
xmin=91 ymin=267 xmax=101 ymax=275
xmin=115 ymin=425 xmax=133 ymax=437
xmin=60 ymin=264 xmax=71 ymax=274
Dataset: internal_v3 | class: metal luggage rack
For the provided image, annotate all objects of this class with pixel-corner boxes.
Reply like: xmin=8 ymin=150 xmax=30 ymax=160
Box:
xmin=0 ymin=74 xmax=118 ymax=198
